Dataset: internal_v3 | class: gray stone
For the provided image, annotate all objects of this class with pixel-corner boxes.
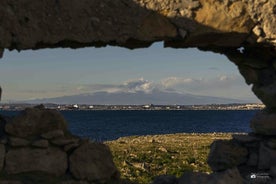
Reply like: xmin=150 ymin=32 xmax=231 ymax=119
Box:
xmin=259 ymin=143 xmax=276 ymax=170
xmin=31 ymin=139 xmax=49 ymax=148
xmin=9 ymin=136 xmax=29 ymax=147
xmin=41 ymin=130 xmax=64 ymax=139
xmin=5 ymin=147 xmax=67 ymax=176
xmin=207 ymin=140 xmax=248 ymax=171
xmin=5 ymin=107 xmax=67 ymax=138
xmin=151 ymin=175 xmax=178 ymax=184
xmin=69 ymin=142 xmax=119 ymax=182
xmin=253 ymin=25 xmax=263 ymax=37
xmin=250 ymin=111 xmax=276 ymax=135
xmin=0 ymin=143 xmax=5 ymax=171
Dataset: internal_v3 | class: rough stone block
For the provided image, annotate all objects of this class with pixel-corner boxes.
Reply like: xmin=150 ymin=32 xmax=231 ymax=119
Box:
xmin=258 ymin=143 xmax=276 ymax=170
xmin=5 ymin=147 xmax=67 ymax=176
xmin=250 ymin=111 xmax=276 ymax=135
xmin=69 ymin=142 xmax=119 ymax=182
xmin=207 ymin=140 xmax=248 ymax=171
xmin=5 ymin=107 xmax=67 ymax=138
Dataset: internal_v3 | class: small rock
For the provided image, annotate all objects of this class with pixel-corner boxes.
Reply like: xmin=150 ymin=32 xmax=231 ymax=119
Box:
xmin=179 ymin=29 xmax=187 ymax=39
xmin=32 ymin=139 xmax=49 ymax=148
xmin=9 ymin=137 xmax=29 ymax=147
xmin=69 ymin=142 xmax=119 ymax=182
xmin=132 ymin=162 xmax=147 ymax=171
xmin=158 ymin=146 xmax=168 ymax=153
xmin=207 ymin=140 xmax=248 ymax=171
xmin=41 ymin=130 xmax=64 ymax=139
xmin=253 ymin=26 xmax=263 ymax=37
xmin=0 ymin=143 xmax=5 ymax=171
xmin=152 ymin=175 xmax=178 ymax=184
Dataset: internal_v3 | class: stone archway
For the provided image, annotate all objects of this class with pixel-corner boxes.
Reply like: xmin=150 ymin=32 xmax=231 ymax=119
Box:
xmin=0 ymin=0 xmax=276 ymax=183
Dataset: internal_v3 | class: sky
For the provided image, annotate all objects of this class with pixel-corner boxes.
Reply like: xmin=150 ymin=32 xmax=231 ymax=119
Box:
xmin=0 ymin=42 xmax=259 ymax=103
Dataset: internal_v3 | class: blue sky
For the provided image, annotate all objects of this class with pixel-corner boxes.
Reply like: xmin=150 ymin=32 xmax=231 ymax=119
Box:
xmin=0 ymin=42 xmax=259 ymax=103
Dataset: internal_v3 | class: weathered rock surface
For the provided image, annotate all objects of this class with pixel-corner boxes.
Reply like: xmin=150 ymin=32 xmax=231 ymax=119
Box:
xmin=207 ymin=140 xmax=248 ymax=171
xmin=31 ymin=139 xmax=49 ymax=148
xmin=0 ymin=0 xmax=275 ymax=54
xmin=8 ymin=136 xmax=29 ymax=147
xmin=41 ymin=129 xmax=64 ymax=139
xmin=5 ymin=106 xmax=67 ymax=138
xmin=70 ymin=142 xmax=120 ymax=182
xmin=251 ymin=111 xmax=276 ymax=135
xmin=5 ymin=147 xmax=67 ymax=175
xmin=258 ymin=143 xmax=276 ymax=170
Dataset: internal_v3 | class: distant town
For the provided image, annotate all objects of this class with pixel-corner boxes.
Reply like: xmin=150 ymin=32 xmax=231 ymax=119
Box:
xmin=0 ymin=103 xmax=265 ymax=111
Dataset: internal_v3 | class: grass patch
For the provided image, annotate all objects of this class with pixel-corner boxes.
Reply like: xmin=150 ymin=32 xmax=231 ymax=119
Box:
xmin=105 ymin=133 xmax=232 ymax=183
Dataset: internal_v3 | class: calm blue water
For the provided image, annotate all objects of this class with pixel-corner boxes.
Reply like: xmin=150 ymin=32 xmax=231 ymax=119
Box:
xmin=1 ymin=110 xmax=258 ymax=141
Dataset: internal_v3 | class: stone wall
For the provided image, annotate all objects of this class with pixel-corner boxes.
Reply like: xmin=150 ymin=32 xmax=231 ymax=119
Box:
xmin=0 ymin=106 xmax=121 ymax=184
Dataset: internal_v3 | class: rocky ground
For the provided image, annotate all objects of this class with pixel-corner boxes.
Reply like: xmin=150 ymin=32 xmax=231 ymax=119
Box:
xmin=105 ymin=133 xmax=234 ymax=183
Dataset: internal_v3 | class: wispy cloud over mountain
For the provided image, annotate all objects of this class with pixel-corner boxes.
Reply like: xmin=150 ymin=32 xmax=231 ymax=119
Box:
xmin=23 ymin=76 xmax=259 ymax=105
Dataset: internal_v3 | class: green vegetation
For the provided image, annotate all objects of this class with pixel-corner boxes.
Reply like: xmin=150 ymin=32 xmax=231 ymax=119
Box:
xmin=105 ymin=133 xmax=232 ymax=183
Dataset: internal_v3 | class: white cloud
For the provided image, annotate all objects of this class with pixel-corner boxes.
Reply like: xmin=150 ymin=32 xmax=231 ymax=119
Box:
xmin=123 ymin=78 xmax=154 ymax=93
xmin=72 ymin=75 xmax=254 ymax=100
xmin=8 ymin=75 xmax=257 ymax=102
xmin=161 ymin=77 xmax=200 ymax=89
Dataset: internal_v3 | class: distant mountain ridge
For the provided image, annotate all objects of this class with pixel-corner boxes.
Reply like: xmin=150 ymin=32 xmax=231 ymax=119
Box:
xmin=23 ymin=90 xmax=250 ymax=105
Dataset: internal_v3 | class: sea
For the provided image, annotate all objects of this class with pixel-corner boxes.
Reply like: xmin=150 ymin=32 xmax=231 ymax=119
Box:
xmin=0 ymin=110 xmax=258 ymax=141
